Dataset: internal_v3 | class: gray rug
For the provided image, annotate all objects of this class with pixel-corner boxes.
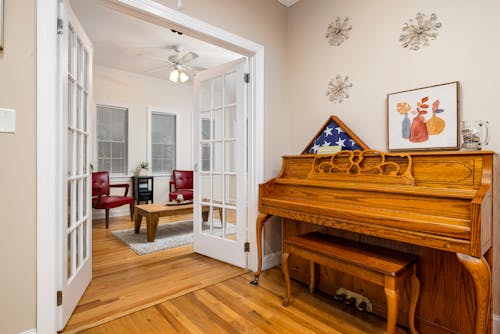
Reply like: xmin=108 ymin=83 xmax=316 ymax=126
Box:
xmin=112 ymin=220 xmax=236 ymax=255
xmin=112 ymin=220 xmax=194 ymax=255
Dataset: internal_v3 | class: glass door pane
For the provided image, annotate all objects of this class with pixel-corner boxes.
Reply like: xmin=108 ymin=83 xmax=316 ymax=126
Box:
xmin=193 ymin=58 xmax=247 ymax=268
xmin=66 ymin=28 xmax=91 ymax=280
xmin=197 ymin=70 xmax=242 ymax=241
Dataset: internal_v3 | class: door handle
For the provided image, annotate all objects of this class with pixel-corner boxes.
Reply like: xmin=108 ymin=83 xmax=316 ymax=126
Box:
xmin=193 ymin=163 xmax=198 ymax=172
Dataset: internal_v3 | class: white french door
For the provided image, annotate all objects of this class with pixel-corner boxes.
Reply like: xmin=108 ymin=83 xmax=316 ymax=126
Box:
xmin=58 ymin=1 xmax=93 ymax=329
xmin=193 ymin=58 xmax=248 ymax=268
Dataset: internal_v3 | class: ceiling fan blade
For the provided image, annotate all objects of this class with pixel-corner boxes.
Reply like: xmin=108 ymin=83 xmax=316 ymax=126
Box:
xmin=176 ymin=51 xmax=199 ymax=65
xmin=168 ymin=53 xmax=180 ymax=62
xmin=185 ymin=65 xmax=207 ymax=72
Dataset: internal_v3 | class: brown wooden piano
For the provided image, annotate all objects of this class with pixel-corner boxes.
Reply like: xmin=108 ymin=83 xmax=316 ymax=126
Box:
xmin=253 ymin=150 xmax=495 ymax=334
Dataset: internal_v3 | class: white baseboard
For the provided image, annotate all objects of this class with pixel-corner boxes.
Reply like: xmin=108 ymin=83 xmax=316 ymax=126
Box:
xmin=494 ymin=314 xmax=500 ymax=334
xmin=262 ymin=251 xmax=281 ymax=271
xmin=92 ymin=207 xmax=130 ymax=220
xmin=20 ymin=329 xmax=36 ymax=334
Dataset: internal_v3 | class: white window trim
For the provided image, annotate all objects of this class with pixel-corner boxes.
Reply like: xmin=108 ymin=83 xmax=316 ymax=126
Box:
xmin=147 ymin=106 xmax=180 ymax=177
xmin=95 ymin=102 xmax=134 ymax=178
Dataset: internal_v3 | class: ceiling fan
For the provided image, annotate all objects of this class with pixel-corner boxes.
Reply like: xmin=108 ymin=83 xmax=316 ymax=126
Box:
xmin=142 ymin=45 xmax=206 ymax=83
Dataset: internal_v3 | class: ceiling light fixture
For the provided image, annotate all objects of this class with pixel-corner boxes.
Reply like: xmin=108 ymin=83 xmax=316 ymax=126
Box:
xmin=169 ymin=69 xmax=179 ymax=82
xmin=179 ymin=71 xmax=189 ymax=83
xmin=169 ymin=64 xmax=189 ymax=83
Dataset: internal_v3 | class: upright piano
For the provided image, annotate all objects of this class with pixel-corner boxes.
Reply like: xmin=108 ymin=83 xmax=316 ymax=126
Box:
xmin=254 ymin=150 xmax=495 ymax=334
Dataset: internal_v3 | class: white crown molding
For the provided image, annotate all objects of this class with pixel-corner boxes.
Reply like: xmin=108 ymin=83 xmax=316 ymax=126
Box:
xmin=276 ymin=0 xmax=300 ymax=7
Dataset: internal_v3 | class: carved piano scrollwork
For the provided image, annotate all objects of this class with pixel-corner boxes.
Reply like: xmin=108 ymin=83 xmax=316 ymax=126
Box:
xmin=308 ymin=150 xmax=415 ymax=185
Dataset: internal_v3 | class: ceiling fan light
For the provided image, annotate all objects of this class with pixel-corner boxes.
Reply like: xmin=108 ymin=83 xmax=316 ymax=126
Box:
xmin=169 ymin=69 xmax=179 ymax=82
xmin=180 ymin=71 xmax=189 ymax=83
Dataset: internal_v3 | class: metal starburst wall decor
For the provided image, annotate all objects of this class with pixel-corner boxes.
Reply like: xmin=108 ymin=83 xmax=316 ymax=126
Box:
xmin=400 ymin=13 xmax=442 ymax=51
xmin=326 ymin=75 xmax=352 ymax=103
xmin=326 ymin=17 xmax=352 ymax=46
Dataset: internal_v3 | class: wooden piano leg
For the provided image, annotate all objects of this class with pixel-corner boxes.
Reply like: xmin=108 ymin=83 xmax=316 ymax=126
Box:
xmin=250 ymin=213 xmax=271 ymax=285
xmin=282 ymin=247 xmax=291 ymax=306
xmin=457 ymin=253 xmax=491 ymax=334
xmin=408 ymin=264 xmax=420 ymax=334
xmin=309 ymin=261 xmax=316 ymax=293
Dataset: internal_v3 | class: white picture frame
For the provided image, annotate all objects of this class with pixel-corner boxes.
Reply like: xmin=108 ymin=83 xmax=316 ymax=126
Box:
xmin=387 ymin=81 xmax=460 ymax=151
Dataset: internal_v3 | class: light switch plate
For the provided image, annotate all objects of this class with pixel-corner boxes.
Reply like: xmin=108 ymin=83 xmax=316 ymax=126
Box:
xmin=0 ymin=108 xmax=16 ymax=133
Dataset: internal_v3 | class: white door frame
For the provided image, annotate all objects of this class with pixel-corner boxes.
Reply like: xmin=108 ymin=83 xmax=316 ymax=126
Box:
xmin=37 ymin=0 xmax=264 ymax=332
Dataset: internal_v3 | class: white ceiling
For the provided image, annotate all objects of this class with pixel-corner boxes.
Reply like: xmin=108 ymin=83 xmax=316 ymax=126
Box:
xmin=69 ymin=0 xmax=242 ymax=83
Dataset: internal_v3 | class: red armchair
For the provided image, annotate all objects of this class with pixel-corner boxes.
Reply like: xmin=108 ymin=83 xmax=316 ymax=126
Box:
xmin=92 ymin=171 xmax=135 ymax=228
xmin=169 ymin=170 xmax=193 ymax=201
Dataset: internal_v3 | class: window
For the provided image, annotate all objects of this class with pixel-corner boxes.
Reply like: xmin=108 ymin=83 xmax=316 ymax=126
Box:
xmin=96 ymin=105 xmax=128 ymax=174
xmin=201 ymin=118 xmax=211 ymax=171
xmin=150 ymin=111 xmax=176 ymax=174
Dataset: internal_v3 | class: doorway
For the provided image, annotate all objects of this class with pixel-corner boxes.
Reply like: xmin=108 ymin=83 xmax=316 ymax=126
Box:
xmin=37 ymin=0 xmax=264 ymax=332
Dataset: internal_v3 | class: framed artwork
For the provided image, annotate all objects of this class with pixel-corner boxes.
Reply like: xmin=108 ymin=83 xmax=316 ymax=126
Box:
xmin=0 ymin=0 xmax=3 ymax=50
xmin=387 ymin=81 xmax=459 ymax=151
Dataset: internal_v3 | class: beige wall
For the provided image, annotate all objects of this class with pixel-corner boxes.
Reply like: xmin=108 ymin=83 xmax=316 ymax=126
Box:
xmin=287 ymin=0 xmax=500 ymax=315
xmin=287 ymin=0 xmax=500 ymax=153
xmin=0 ymin=0 xmax=37 ymax=333
xmin=93 ymin=66 xmax=193 ymax=205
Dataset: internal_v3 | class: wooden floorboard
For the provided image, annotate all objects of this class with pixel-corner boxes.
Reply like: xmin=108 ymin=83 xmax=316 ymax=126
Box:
xmin=79 ymin=267 xmax=407 ymax=334
xmin=62 ymin=214 xmax=247 ymax=333
xmin=64 ymin=214 xmax=408 ymax=334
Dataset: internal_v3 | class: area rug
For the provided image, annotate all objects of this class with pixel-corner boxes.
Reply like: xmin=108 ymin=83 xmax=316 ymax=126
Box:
xmin=112 ymin=220 xmax=236 ymax=255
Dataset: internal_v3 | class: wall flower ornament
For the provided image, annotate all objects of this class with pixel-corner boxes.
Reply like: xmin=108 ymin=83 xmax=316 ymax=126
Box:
xmin=326 ymin=17 xmax=352 ymax=46
xmin=399 ymin=13 xmax=442 ymax=51
xmin=326 ymin=75 xmax=352 ymax=103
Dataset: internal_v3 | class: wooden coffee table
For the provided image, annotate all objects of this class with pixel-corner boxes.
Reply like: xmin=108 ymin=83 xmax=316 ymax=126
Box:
xmin=134 ymin=203 xmax=195 ymax=242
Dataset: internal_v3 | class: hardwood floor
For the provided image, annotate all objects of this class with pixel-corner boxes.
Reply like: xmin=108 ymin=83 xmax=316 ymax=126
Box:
xmin=62 ymin=214 xmax=247 ymax=333
xmin=64 ymin=213 xmax=407 ymax=333
xmin=81 ymin=268 xmax=406 ymax=334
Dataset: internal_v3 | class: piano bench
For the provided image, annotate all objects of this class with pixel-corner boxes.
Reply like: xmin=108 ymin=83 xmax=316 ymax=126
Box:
xmin=282 ymin=232 xmax=420 ymax=334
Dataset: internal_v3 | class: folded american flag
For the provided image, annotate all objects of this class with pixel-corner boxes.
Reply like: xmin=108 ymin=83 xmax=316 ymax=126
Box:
xmin=305 ymin=118 xmax=363 ymax=154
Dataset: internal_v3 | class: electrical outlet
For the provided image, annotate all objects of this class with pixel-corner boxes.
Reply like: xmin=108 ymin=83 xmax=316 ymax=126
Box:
xmin=336 ymin=287 xmax=373 ymax=312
